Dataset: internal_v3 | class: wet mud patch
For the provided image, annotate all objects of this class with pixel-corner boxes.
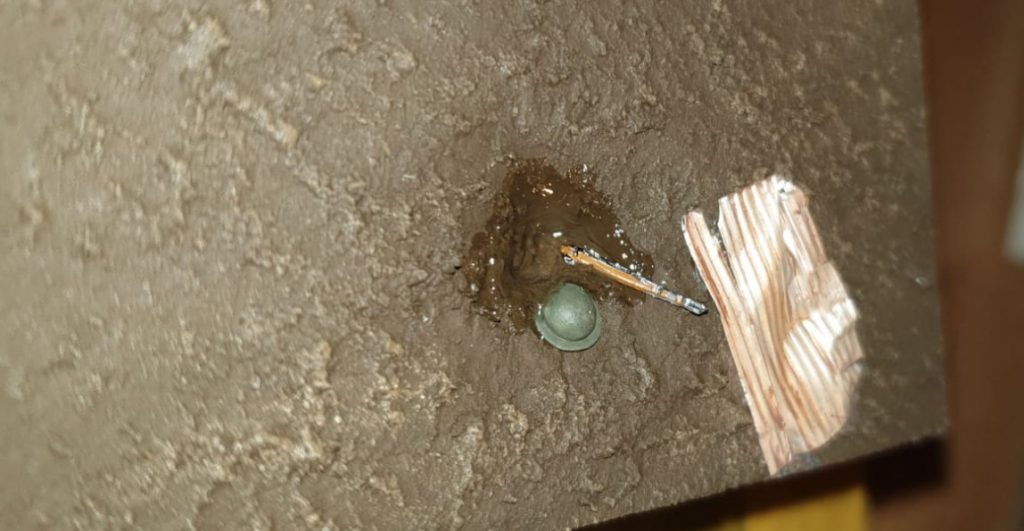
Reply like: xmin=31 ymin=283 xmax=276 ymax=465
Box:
xmin=463 ymin=159 xmax=654 ymax=331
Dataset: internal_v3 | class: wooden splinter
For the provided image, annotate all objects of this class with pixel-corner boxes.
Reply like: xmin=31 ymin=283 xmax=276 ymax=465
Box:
xmin=682 ymin=176 xmax=865 ymax=475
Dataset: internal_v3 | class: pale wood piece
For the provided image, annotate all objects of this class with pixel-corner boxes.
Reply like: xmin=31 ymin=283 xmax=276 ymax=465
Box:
xmin=682 ymin=177 xmax=865 ymax=474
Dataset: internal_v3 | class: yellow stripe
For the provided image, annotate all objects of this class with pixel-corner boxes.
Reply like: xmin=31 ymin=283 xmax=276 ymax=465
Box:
xmin=743 ymin=481 xmax=866 ymax=531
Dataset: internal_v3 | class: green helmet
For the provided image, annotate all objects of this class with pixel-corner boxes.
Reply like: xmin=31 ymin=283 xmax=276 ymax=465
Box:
xmin=535 ymin=283 xmax=602 ymax=351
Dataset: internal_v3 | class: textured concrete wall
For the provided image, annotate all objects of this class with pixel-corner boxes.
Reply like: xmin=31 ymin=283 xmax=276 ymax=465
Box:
xmin=0 ymin=1 xmax=944 ymax=529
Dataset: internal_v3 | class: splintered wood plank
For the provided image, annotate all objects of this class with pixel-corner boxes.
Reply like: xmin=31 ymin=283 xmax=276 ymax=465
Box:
xmin=682 ymin=177 xmax=865 ymax=474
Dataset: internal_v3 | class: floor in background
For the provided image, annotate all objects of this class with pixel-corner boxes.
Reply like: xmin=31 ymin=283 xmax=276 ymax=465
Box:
xmin=587 ymin=462 xmax=866 ymax=530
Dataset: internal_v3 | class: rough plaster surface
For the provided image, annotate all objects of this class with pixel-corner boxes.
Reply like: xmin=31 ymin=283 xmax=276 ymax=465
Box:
xmin=0 ymin=1 xmax=945 ymax=529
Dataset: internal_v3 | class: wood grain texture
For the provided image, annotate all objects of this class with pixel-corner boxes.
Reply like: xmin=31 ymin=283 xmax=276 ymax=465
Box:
xmin=684 ymin=177 xmax=865 ymax=474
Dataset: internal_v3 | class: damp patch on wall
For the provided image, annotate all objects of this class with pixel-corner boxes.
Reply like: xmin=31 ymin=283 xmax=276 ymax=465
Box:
xmin=462 ymin=160 xmax=654 ymax=331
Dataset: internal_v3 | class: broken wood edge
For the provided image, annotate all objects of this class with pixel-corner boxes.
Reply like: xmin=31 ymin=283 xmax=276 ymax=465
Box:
xmin=682 ymin=176 xmax=865 ymax=475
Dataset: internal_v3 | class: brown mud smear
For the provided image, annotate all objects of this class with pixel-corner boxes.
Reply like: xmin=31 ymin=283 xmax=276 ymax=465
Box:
xmin=464 ymin=160 xmax=654 ymax=331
